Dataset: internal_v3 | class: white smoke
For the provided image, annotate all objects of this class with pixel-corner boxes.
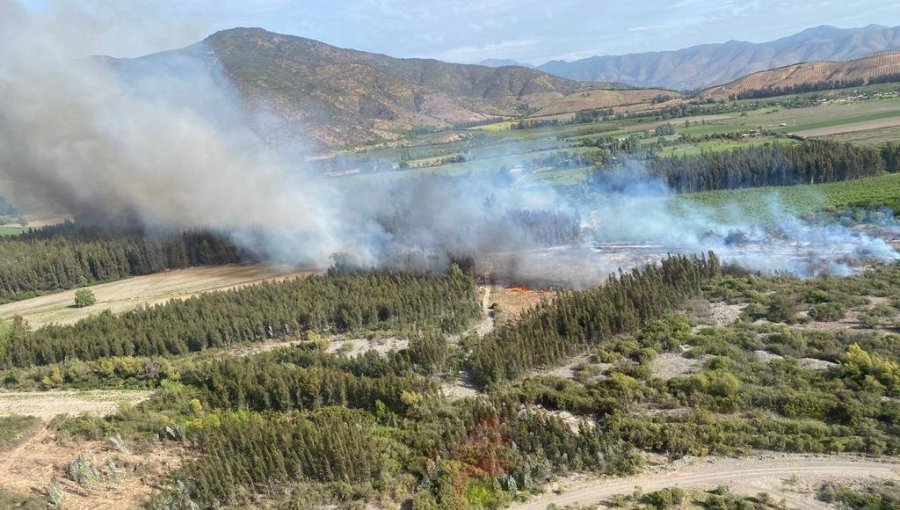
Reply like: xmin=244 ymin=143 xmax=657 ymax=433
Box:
xmin=0 ymin=0 xmax=896 ymax=286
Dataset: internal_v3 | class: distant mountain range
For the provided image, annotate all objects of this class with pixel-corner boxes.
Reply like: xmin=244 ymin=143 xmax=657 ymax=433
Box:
xmin=536 ymin=24 xmax=900 ymax=90
xmin=98 ymin=25 xmax=900 ymax=148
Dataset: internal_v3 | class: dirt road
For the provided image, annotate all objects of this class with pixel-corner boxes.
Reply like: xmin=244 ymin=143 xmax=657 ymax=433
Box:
xmin=0 ymin=264 xmax=314 ymax=328
xmin=511 ymin=455 xmax=900 ymax=510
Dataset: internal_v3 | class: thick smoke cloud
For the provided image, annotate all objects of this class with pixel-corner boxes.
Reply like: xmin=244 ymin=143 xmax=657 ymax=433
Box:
xmin=0 ymin=1 xmax=897 ymax=286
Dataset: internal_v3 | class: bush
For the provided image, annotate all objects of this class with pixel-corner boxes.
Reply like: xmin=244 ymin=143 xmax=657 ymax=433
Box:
xmin=643 ymin=487 xmax=685 ymax=509
xmin=809 ymin=302 xmax=846 ymax=322
xmin=73 ymin=289 xmax=96 ymax=308
xmin=766 ymin=292 xmax=798 ymax=323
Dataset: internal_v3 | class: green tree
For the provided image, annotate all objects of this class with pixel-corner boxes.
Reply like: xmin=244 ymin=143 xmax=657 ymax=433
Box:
xmin=74 ymin=289 xmax=96 ymax=308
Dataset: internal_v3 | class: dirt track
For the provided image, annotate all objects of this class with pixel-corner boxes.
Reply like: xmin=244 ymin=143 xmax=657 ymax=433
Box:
xmin=0 ymin=264 xmax=314 ymax=328
xmin=512 ymin=455 xmax=900 ymax=510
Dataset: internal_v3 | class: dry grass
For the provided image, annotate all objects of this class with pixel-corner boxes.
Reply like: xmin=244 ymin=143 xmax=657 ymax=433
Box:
xmin=490 ymin=286 xmax=555 ymax=323
xmin=0 ymin=421 xmax=187 ymax=509
xmin=0 ymin=391 xmax=153 ymax=421
xmin=530 ymin=89 xmax=680 ymax=118
xmin=0 ymin=264 xmax=316 ymax=328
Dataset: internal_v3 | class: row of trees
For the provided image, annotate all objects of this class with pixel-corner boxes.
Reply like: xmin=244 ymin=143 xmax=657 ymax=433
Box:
xmin=0 ymin=224 xmax=241 ymax=302
xmin=733 ymin=78 xmax=868 ymax=100
xmin=2 ymin=270 xmax=478 ymax=368
xmin=469 ymin=254 xmax=720 ymax=385
xmin=185 ymin=358 xmax=438 ymax=414
xmin=644 ymin=140 xmax=900 ymax=193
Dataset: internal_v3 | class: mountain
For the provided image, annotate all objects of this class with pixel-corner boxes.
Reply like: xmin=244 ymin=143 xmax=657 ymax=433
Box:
xmin=105 ymin=28 xmax=594 ymax=148
xmin=479 ymin=58 xmax=535 ymax=69
xmin=698 ymin=51 xmax=900 ymax=100
xmin=538 ymin=24 xmax=900 ymax=90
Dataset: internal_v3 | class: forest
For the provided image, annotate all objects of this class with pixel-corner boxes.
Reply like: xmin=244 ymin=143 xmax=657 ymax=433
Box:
xmin=0 ymin=268 xmax=479 ymax=368
xmin=642 ymin=140 xmax=900 ymax=193
xmin=0 ymin=223 xmax=242 ymax=303
xmin=469 ymin=253 xmax=721 ymax=385
xmin=0 ymin=255 xmax=897 ymax=509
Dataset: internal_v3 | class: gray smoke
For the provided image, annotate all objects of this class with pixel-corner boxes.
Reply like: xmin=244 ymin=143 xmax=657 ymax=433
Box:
xmin=0 ymin=1 xmax=896 ymax=286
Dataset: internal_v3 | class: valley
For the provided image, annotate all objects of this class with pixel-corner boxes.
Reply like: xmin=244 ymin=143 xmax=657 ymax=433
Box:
xmin=0 ymin=12 xmax=899 ymax=510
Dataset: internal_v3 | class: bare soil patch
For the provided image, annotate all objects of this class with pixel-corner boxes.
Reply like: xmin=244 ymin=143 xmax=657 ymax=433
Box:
xmin=0 ymin=421 xmax=186 ymax=510
xmin=0 ymin=391 xmax=153 ymax=421
xmin=326 ymin=336 xmax=409 ymax=357
xmin=531 ymin=354 xmax=595 ymax=381
xmin=511 ymin=454 xmax=900 ymax=510
xmin=0 ymin=264 xmax=316 ymax=328
xmin=651 ymin=353 xmax=712 ymax=380
xmin=683 ymin=299 xmax=746 ymax=330
xmin=490 ymin=285 xmax=555 ymax=323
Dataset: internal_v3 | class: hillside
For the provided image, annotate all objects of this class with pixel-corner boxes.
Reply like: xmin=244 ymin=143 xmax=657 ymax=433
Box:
xmin=698 ymin=51 xmax=900 ymax=100
xmin=107 ymin=28 xmax=596 ymax=147
xmin=539 ymin=24 xmax=900 ymax=90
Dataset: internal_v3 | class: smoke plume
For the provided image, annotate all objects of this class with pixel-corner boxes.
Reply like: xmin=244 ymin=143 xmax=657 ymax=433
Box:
xmin=0 ymin=1 xmax=896 ymax=286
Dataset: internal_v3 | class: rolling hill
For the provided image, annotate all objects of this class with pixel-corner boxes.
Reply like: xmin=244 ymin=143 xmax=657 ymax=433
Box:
xmin=698 ymin=51 xmax=900 ymax=100
xmin=538 ymin=24 xmax=900 ymax=90
xmin=106 ymin=28 xmax=597 ymax=148
xmin=102 ymin=28 xmax=687 ymax=148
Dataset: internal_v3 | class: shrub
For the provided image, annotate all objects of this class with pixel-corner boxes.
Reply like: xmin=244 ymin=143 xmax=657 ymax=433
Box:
xmin=67 ymin=450 xmax=100 ymax=487
xmin=809 ymin=302 xmax=846 ymax=322
xmin=643 ymin=487 xmax=685 ymax=509
xmin=73 ymin=289 xmax=96 ymax=308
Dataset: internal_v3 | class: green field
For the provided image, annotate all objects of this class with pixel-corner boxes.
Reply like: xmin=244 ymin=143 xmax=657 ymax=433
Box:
xmin=0 ymin=226 xmax=26 ymax=237
xmin=679 ymin=172 xmax=900 ymax=221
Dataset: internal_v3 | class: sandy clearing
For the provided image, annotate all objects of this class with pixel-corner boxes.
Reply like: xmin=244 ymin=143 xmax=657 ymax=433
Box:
xmin=0 ymin=264 xmax=316 ymax=328
xmin=326 ymin=336 xmax=409 ymax=357
xmin=651 ymin=352 xmax=712 ymax=380
xmin=0 ymin=421 xmax=187 ymax=509
xmin=0 ymin=390 xmax=153 ymax=421
xmin=490 ymin=286 xmax=555 ymax=325
xmin=791 ymin=116 xmax=900 ymax=138
xmin=512 ymin=455 xmax=900 ymax=510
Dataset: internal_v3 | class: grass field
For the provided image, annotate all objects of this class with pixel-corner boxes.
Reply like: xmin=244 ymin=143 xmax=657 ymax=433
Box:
xmin=0 ymin=264 xmax=315 ymax=328
xmin=679 ymin=172 xmax=900 ymax=221
xmin=0 ymin=226 xmax=26 ymax=237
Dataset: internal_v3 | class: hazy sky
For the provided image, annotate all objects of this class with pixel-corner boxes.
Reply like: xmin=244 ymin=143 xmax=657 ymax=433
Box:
xmin=18 ymin=0 xmax=900 ymax=63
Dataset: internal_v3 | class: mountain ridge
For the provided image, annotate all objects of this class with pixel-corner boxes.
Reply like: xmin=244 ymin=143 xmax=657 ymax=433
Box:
xmin=536 ymin=24 xmax=900 ymax=90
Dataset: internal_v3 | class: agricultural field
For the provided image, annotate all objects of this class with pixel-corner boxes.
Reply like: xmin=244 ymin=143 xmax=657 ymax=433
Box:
xmin=680 ymin=173 xmax=900 ymax=221
xmin=0 ymin=264 xmax=313 ymax=328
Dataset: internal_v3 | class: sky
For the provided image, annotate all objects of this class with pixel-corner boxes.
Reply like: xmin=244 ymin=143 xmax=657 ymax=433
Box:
xmin=17 ymin=0 xmax=900 ymax=64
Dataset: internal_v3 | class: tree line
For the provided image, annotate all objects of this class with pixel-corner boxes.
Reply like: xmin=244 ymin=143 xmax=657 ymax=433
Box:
xmin=469 ymin=253 xmax=720 ymax=386
xmin=0 ymin=223 xmax=242 ymax=302
xmin=643 ymin=140 xmax=900 ymax=193
xmin=1 ymin=269 xmax=479 ymax=368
